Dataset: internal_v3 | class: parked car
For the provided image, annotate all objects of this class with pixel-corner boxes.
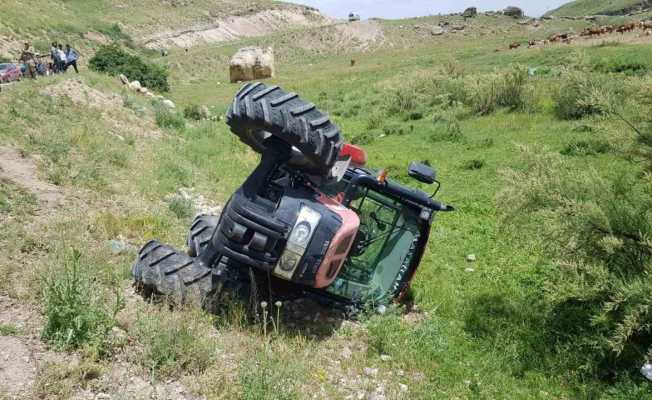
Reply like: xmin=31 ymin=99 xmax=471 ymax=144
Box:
xmin=0 ymin=63 xmax=22 ymax=83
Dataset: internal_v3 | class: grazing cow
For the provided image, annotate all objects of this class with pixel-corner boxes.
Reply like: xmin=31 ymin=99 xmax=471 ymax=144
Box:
xmin=528 ymin=39 xmax=537 ymax=47
xmin=641 ymin=20 xmax=652 ymax=31
xmin=350 ymin=59 xmax=356 ymax=67
xmin=509 ymin=42 xmax=521 ymax=49
xmin=616 ymin=22 xmax=636 ymax=33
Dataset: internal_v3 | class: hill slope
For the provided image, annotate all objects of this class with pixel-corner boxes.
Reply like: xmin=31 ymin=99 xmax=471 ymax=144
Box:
xmin=547 ymin=0 xmax=652 ymax=16
xmin=0 ymin=0 xmax=329 ymax=57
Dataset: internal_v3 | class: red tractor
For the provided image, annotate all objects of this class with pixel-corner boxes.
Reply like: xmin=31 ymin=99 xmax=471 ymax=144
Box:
xmin=133 ymin=83 xmax=454 ymax=312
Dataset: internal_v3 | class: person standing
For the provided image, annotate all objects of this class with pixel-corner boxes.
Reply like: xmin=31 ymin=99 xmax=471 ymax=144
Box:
xmin=50 ymin=42 xmax=59 ymax=73
xmin=57 ymin=44 xmax=67 ymax=73
xmin=65 ymin=44 xmax=79 ymax=73
xmin=19 ymin=42 xmax=37 ymax=79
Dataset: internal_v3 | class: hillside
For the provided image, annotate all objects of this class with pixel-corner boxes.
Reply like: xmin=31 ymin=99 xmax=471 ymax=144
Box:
xmin=2 ymin=3 xmax=652 ymax=400
xmin=547 ymin=0 xmax=652 ymax=16
xmin=0 ymin=0 xmax=329 ymax=58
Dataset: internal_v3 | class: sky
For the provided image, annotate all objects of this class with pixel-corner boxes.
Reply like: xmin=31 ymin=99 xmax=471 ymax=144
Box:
xmin=286 ymin=0 xmax=573 ymax=19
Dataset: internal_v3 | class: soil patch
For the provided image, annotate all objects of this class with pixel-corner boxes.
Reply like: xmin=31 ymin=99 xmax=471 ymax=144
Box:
xmin=0 ymin=146 xmax=62 ymax=209
xmin=143 ymin=8 xmax=331 ymax=48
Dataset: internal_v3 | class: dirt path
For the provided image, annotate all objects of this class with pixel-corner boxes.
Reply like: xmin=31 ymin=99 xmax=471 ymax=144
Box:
xmin=0 ymin=146 xmax=62 ymax=209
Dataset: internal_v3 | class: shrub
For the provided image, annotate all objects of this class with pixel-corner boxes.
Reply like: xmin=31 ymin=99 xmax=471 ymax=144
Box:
xmin=499 ymin=146 xmax=652 ymax=378
xmin=553 ymin=73 xmax=605 ymax=120
xmin=463 ymin=159 xmax=485 ymax=170
xmin=134 ymin=305 xmax=215 ymax=377
xmin=89 ymin=44 xmax=169 ymax=92
xmin=561 ymin=139 xmax=613 ymax=156
xmin=168 ymin=196 xmax=192 ymax=219
xmin=469 ymin=67 xmax=530 ymax=115
xmin=183 ymin=104 xmax=203 ymax=121
xmin=594 ymin=57 xmax=647 ymax=76
xmin=155 ymin=109 xmax=185 ymax=130
xmin=42 ymin=250 xmax=123 ymax=351
xmin=385 ymin=87 xmax=418 ymax=116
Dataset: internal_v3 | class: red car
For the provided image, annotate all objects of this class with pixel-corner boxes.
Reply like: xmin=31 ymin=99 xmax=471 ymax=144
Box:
xmin=0 ymin=63 xmax=22 ymax=83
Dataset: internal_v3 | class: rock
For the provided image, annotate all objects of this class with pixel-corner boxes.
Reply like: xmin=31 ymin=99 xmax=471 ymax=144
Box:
xmin=108 ymin=239 xmax=134 ymax=255
xmin=464 ymin=268 xmax=475 ymax=273
xmin=95 ymin=393 xmax=111 ymax=400
xmin=341 ymin=347 xmax=353 ymax=360
xmin=363 ymin=367 xmax=378 ymax=377
xmin=128 ymin=80 xmax=141 ymax=91
xmin=119 ymin=74 xmax=129 ymax=85
xmin=229 ymin=46 xmax=275 ymax=83
xmin=517 ymin=19 xmax=532 ymax=25
xmin=380 ymin=354 xmax=392 ymax=362
xmin=199 ymin=105 xmax=211 ymax=119
xmin=399 ymin=383 xmax=408 ymax=393
xmin=376 ymin=304 xmax=386 ymax=315
xmin=161 ymin=99 xmax=176 ymax=109
xmin=503 ymin=6 xmax=524 ymax=18
xmin=466 ymin=254 xmax=477 ymax=262
xmin=108 ymin=326 xmax=128 ymax=347
xmin=431 ymin=26 xmax=445 ymax=36
xmin=462 ymin=7 xmax=477 ymax=18
xmin=642 ymin=363 xmax=652 ymax=381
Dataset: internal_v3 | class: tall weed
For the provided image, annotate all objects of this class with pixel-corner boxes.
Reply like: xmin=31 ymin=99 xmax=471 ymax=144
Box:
xmin=42 ymin=249 xmax=123 ymax=352
xmin=499 ymin=146 xmax=652 ymax=378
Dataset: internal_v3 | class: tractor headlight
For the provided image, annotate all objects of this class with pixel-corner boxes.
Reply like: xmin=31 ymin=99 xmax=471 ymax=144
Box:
xmin=274 ymin=206 xmax=321 ymax=280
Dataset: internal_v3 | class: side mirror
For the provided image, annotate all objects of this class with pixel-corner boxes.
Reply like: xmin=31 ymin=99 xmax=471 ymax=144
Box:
xmin=408 ymin=162 xmax=437 ymax=185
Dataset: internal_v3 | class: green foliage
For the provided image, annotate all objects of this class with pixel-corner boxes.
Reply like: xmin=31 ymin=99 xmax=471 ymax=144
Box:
xmin=561 ymin=139 xmax=614 ymax=156
xmin=499 ymin=146 xmax=652 ymax=378
xmin=183 ymin=104 xmax=203 ymax=120
xmin=155 ymin=109 xmax=186 ymax=130
xmin=42 ymin=249 xmax=123 ymax=351
xmin=594 ymin=56 xmax=648 ymax=76
xmin=89 ymin=45 xmax=169 ymax=92
xmin=239 ymin=353 xmax=299 ymax=400
xmin=134 ymin=306 xmax=215 ymax=377
xmin=553 ymin=73 xmax=606 ymax=120
xmin=0 ymin=323 xmax=21 ymax=336
xmin=168 ymin=196 xmax=192 ymax=219
xmin=469 ymin=67 xmax=531 ymax=115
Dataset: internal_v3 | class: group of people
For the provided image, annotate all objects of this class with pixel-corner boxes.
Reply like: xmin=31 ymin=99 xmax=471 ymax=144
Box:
xmin=49 ymin=42 xmax=80 ymax=74
xmin=17 ymin=41 xmax=80 ymax=79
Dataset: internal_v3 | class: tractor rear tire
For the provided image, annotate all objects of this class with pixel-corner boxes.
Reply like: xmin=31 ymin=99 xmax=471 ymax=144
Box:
xmin=187 ymin=214 xmax=220 ymax=257
xmin=132 ymin=240 xmax=223 ymax=307
xmin=226 ymin=82 xmax=343 ymax=176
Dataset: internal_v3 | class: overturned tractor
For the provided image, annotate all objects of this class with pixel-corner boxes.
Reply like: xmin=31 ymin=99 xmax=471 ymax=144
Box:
xmin=132 ymin=83 xmax=454 ymax=313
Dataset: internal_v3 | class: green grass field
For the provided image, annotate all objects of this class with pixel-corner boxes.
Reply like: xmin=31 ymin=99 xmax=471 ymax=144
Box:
xmin=1 ymin=4 xmax=652 ymax=399
xmin=547 ymin=0 xmax=650 ymax=16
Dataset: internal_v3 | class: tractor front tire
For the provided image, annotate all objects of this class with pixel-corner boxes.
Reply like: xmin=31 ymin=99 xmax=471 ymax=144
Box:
xmin=187 ymin=214 xmax=220 ymax=257
xmin=227 ymin=82 xmax=343 ymax=176
xmin=132 ymin=240 xmax=223 ymax=307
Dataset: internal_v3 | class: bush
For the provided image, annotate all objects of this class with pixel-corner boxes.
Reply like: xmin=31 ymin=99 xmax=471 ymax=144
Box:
xmin=168 ymin=196 xmax=192 ymax=219
xmin=89 ymin=44 xmax=169 ymax=92
xmin=553 ymin=73 xmax=605 ymax=120
xmin=561 ymin=139 xmax=613 ymax=156
xmin=469 ymin=67 xmax=530 ymax=115
xmin=183 ymin=104 xmax=203 ymax=121
xmin=42 ymin=250 xmax=123 ymax=351
xmin=155 ymin=109 xmax=185 ymax=130
xmin=499 ymin=146 xmax=652 ymax=378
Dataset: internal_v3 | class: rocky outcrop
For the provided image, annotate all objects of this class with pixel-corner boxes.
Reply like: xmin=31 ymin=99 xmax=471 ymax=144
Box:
xmin=463 ymin=7 xmax=478 ymax=18
xmin=504 ymin=6 xmax=525 ymax=18
xmin=229 ymin=47 xmax=275 ymax=83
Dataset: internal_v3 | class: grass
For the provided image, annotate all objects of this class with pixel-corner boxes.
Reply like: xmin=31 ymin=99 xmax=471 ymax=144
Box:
xmin=1 ymin=5 xmax=652 ymax=399
xmin=547 ymin=0 xmax=649 ymax=16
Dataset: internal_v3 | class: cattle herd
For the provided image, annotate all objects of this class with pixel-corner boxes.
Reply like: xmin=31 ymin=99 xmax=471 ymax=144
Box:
xmin=508 ymin=20 xmax=652 ymax=50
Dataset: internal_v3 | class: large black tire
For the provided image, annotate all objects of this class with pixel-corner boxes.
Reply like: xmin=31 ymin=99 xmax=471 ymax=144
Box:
xmin=186 ymin=214 xmax=220 ymax=257
xmin=226 ymin=82 xmax=344 ymax=176
xmin=133 ymin=240 xmax=223 ymax=307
